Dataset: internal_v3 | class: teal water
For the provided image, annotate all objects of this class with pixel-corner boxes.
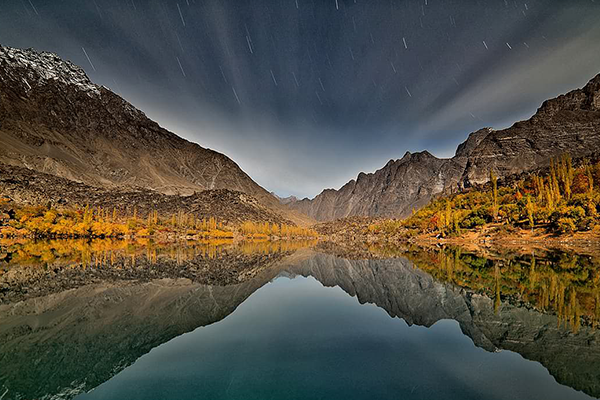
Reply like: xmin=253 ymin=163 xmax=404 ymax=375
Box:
xmin=75 ymin=275 xmax=593 ymax=400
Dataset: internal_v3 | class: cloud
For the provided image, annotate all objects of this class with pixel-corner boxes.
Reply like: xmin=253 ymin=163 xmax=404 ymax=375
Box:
xmin=417 ymin=13 xmax=600 ymax=141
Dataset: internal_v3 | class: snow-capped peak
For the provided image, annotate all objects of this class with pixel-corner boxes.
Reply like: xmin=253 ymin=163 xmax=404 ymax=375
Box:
xmin=0 ymin=45 xmax=101 ymax=96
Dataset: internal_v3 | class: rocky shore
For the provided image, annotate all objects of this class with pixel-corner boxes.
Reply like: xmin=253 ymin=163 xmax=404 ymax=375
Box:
xmin=313 ymin=217 xmax=600 ymax=258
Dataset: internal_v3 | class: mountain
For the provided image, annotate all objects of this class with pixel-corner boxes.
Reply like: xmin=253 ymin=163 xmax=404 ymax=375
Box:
xmin=0 ymin=163 xmax=290 ymax=225
xmin=271 ymin=192 xmax=299 ymax=205
xmin=461 ymin=73 xmax=600 ymax=186
xmin=0 ymin=45 xmax=310 ymax=225
xmin=291 ymin=151 xmax=465 ymax=220
xmin=291 ymin=74 xmax=600 ymax=221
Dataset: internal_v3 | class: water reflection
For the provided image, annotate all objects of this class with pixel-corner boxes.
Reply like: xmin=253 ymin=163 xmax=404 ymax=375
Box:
xmin=402 ymin=246 xmax=600 ymax=332
xmin=0 ymin=238 xmax=317 ymax=305
xmin=76 ymin=275 xmax=593 ymax=400
xmin=1 ymin=242 xmax=599 ymax=399
xmin=0 ymin=238 xmax=318 ymax=269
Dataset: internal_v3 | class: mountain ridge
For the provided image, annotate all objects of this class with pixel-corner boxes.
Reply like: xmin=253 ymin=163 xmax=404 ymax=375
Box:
xmin=290 ymin=73 xmax=600 ymax=221
xmin=0 ymin=45 xmax=312 ymax=225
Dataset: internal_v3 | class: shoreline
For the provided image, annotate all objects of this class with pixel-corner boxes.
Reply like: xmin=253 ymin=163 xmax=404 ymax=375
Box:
xmin=314 ymin=218 xmax=600 ymax=257
xmin=409 ymin=225 xmax=600 ymax=257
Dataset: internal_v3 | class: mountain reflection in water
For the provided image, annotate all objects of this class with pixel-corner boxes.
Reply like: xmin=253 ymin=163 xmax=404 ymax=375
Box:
xmin=0 ymin=240 xmax=599 ymax=400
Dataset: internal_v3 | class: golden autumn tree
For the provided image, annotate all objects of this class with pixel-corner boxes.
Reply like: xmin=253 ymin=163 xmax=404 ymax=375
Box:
xmin=526 ymin=195 xmax=535 ymax=230
xmin=490 ymin=169 xmax=498 ymax=221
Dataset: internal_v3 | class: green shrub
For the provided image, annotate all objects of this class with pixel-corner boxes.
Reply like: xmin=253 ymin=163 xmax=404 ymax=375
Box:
xmin=461 ymin=215 xmax=486 ymax=229
xmin=556 ymin=217 xmax=576 ymax=234
xmin=568 ymin=206 xmax=586 ymax=221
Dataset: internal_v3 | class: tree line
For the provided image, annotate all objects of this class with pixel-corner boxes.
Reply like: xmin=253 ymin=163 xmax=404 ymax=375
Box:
xmin=371 ymin=155 xmax=600 ymax=237
xmin=0 ymin=200 xmax=317 ymax=240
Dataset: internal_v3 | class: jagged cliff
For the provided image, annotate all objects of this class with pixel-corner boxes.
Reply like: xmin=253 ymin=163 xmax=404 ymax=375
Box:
xmin=461 ymin=74 xmax=600 ymax=186
xmin=291 ymin=73 xmax=600 ymax=221
xmin=0 ymin=45 xmax=310 ymax=225
xmin=291 ymin=151 xmax=465 ymax=220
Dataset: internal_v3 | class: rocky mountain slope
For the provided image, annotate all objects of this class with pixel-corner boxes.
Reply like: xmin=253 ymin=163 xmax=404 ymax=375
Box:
xmin=290 ymin=140 xmax=482 ymax=221
xmin=271 ymin=192 xmax=298 ymax=205
xmin=0 ymin=163 xmax=289 ymax=225
xmin=291 ymin=74 xmax=600 ymax=221
xmin=461 ymin=73 xmax=600 ymax=186
xmin=0 ymin=45 xmax=310 ymax=225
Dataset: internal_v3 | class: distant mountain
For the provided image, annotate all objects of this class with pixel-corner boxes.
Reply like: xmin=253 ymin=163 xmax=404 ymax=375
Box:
xmin=291 ymin=73 xmax=600 ymax=221
xmin=291 ymin=151 xmax=465 ymax=220
xmin=0 ymin=45 xmax=310 ymax=225
xmin=271 ymin=192 xmax=298 ymax=205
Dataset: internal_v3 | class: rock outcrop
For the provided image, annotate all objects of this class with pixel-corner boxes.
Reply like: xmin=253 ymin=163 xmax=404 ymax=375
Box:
xmin=291 ymin=73 xmax=600 ymax=221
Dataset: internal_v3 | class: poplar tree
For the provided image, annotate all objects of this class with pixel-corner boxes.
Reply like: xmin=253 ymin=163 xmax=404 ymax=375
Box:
xmin=586 ymin=162 xmax=594 ymax=193
xmin=445 ymin=200 xmax=452 ymax=230
xmin=526 ymin=195 xmax=535 ymax=230
xmin=490 ymin=169 xmax=498 ymax=221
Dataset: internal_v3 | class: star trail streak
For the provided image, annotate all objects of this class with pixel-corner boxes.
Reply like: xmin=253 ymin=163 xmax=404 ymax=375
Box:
xmin=0 ymin=0 xmax=599 ymax=198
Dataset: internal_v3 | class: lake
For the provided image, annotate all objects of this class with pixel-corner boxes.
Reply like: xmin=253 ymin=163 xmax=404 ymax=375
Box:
xmin=1 ymin=239 xmax=599 ymax=399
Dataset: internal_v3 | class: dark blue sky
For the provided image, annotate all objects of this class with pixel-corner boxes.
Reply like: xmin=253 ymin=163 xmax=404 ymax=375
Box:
xmin=1 ymin=0 xmax=599 ymax=198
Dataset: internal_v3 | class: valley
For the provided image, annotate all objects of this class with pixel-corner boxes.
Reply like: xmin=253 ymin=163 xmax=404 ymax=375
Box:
xmin=2 ymin=45 xmax=600 ymax=251
xmin=2 ymin=1 xmax=600 ymax=399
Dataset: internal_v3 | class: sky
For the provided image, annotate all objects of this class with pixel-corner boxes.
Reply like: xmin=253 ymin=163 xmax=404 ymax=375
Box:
xmin=1 ymin=0 xmax=599 ymax=198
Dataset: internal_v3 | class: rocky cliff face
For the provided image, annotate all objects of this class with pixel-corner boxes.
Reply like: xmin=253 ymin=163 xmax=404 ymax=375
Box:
xmin=461 ymin=73 xmax=600 ymax=186
xmin=0 ymin=45 xmax=310 ymax=224
xmin=291 ymin=73 xmax=600 ymax=221
xmin=291 ymin=147 xmax=476 ymax=221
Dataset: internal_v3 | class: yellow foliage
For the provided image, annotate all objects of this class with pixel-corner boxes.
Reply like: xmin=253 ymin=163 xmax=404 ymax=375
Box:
xmin=239 ymin=221 xmax=318 ymax=238
xmin=399 ymin=154 xmax=600 ymax=237
xmin=1 ymin=202 xmax=319 ymax=242
xmin=136 ymin=228 xmax=150 ymax=237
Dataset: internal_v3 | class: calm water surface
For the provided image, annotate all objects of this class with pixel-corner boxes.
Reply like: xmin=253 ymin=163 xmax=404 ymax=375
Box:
xmin=78 ymin=275 xmax=593 ymax=400
xmin=0 ymin=239 xmax=599 ymax=400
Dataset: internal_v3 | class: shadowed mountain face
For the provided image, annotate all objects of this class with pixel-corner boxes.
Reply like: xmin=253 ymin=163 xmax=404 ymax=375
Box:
xmin=1 ymin=249 xmax=599 ymax=399
xmin=290 ymin=73 xmax=600 ymax=221
xmin=0 ymin=46 xmax=310 ymax=225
